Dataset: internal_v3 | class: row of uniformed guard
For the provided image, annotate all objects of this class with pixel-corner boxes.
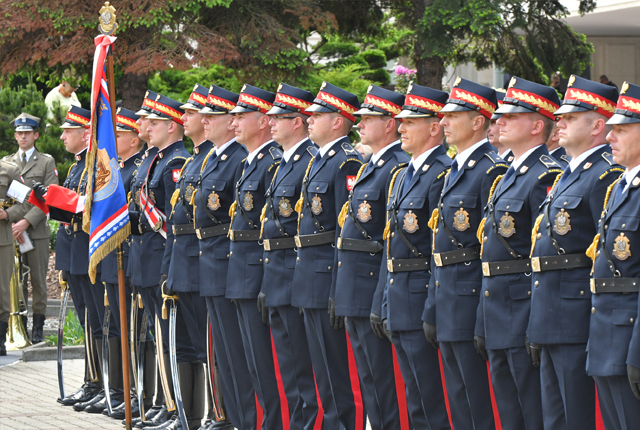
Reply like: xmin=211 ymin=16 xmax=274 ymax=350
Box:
xmin=28 ymin=72 xmax=640 ymax=430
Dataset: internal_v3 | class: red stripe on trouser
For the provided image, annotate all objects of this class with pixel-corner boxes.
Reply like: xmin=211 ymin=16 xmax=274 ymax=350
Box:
xmin=312 ymin=370 xmax=324 ymax=430
xmin=207 ymin=320 xmax=223 ymax=421
xmin=486 ymin=361 xmax=503 ymax=430
xmin=391 ymin=345 xmax=410 ymax=430
xmin=437 ymin=350 xmax=454 ymax=429
xmin=595 ymin=383 xmax=604 ymax=430
xmin=345 ymin=333 xmax=365 ymax=430
xmin=270 ymin=331 xmax=290 ymax=430
xmin=256 ymin=394 xmax=263 ymax=429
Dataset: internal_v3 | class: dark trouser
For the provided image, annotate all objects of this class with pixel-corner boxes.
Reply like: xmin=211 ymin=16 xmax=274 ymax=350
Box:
xmin=236 ymin=298 xmax=286 ymax=430
xmin=22 ymin=237 xmax=49 ymax=315
xmin=488 ymin=346 xmax=543 ymax=430
xmin=207 ymin=296 xmax=257 ymax=430
xmin=391 ymin=329 xmax=451 ymax=430
xmin=346 ymin=316 xmax=407 ymax=430
xmin=541 ymin=343 xmax=595 ymax=430
xmin=594 ymin=375 xmax=640 ymax=430
xmin=303 ymin=308 xmax=366 ymax=430
xmin=65 ymin=272 xmax=86 ymax=329
xmin=68 ymin=274 xmax=104 ymax=339
xmin=178 ymin=291 xmax=208 ymax=363
xmin=105 ymin=280 xmax=134 ymax=337
xmin=269 ymin=305 xmax=321 ymax=430
xmin=440 ymin=340 xmax=496 ymax=430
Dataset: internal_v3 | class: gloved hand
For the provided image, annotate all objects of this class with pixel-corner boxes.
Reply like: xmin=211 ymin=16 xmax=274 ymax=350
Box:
xmin=628 ymin=364 xmax=640 ymax=400
xmin=257 ymin=292 xmax=269 ymax=326
xmin=526 ymin=336 xmax=541 ymax=368
xmin=328 ymin=298 xmax=344 ymax=330
xmin=474 ymin=335 xmax=488 ymax=361
xmin=370 ymin=312 xmax=385 ymax=339
xmin=382 ymin=319 xmax=392 ymax=342
xmin=160 ymin=274 xmax=173 ymax=296
xmin=31 ymin=182 xmax=48 ymax=201
xmin=423 ymin=322 xmax=439 ymax=350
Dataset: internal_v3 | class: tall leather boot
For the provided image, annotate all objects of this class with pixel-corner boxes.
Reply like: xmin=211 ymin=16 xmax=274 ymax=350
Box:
xmin=87 ymin=337 xmax=126 ymax=413
xmin=59 ymin=342 xmax=101 ymax=405
xmin=129 ymin=340 xmax=161 ymax=424
xmin=32 ymin=313 xmax=45 ymax=343
xmin=190 ymin=362 xmax=205 ymax=429
xmin=0 ymin=321 xmax=7 ymax=356
xmin=163 ymin=362 xmax=195 ymax=430
xmin=74 ymin=338 xmax=105 ymax=411
xmin=137 ymin=353 xmax=175 ymax=428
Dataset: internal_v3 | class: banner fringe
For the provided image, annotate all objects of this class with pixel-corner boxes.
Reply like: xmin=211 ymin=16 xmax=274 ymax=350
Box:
xmin=88 ymin=222 xmax=131 ymax=283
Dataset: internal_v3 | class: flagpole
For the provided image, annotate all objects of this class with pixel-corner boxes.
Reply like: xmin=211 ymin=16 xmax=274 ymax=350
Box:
xmin=98 ymin=3 xmax=133 ymax=429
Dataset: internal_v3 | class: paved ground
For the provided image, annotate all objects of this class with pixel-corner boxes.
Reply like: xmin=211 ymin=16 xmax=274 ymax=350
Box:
xmin=0 ymin=359 xmax=122 ymax=430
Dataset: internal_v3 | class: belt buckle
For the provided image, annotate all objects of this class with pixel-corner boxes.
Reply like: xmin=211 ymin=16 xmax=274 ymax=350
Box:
xmin=482 ymin=262 xmax=490 ymax=277
xmin=531 ymin=257 xmax=541 ymax=272
xmin=264 ymin=239 xmax=271 ymax=251
xmin=387 ymin=259 xmax=394 ymax=273
xmin=73 ymin=223 xmax=79 ymax=232
xmin=139 ymin=224 xmax=144 ymax=234
xmin=434 ymin=253 xmax=443 ymax=267
xmin=294 ymin=235 xmax=302 ymax=248
xmin=337 ymin=237 xmax=343 ymax=249
xmin=590 ymin=278 xmax=596 ymax=294
xmin=172 ymin=225 xmax=177 ymax=235
xmin=229 ymin=230 xmax=235 ymax=241
xmin=196 ymin=229 xmax=202 ymax=240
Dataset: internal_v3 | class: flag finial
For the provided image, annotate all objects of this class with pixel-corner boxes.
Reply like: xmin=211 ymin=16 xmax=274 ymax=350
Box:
xmin=99 ymin=2 xmax=117 ymax=35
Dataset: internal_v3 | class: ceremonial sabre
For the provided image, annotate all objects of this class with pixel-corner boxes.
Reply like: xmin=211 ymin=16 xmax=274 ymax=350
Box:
xmin=136 ymin=305 xmax=149 ymax=420
xmin=57 ymin=271 xmax=70 ymax=400
xmin=102 ymin=286 xmax=113 ymax=416
xmin=169 ymin=299 xmax=189 ymax=430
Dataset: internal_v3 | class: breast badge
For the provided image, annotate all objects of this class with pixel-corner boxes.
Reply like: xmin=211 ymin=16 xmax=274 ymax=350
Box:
xmin=498 ymin=212 xmax=516 ymax=237
xmin=279 ymin=198 xmax=293 ymax=217
xmin=357 ymin=201 xmax=372 ymax=222
xmin=553 ymin=209 xmax=571 ymax=235
xmin=311 ymin=194 xmax=323 ymax=215
xmin=403 ymin=211 xmax=419 ymax=233
xmin=613 ymin=233 xmax=631 ymax=260
xmin=207 ymin=191 xmax=221 ymax=211
xmin=185 ymin=184 xmax=195 ymax=203
xmin=243 ymin=192 xmax=254 ymax=211
xmin=453 ymin=208 xmax=470 ymax=231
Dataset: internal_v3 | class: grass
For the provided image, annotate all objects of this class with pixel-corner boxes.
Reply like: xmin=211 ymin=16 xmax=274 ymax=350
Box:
xmin=45 ymin=310 xmax=85 ymax=346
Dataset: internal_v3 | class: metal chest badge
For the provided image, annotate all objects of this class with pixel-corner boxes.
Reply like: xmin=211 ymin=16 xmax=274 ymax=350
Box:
xmin=357 ymin=201 xmax=372 ymax=222
xmin=613 ymin=233 xmax=631 ymax=260
xmin=553 ymin=209 xmax=571 ymax=235
xmin=403 ymin=211 xmax=419 ymax=233
xmin=243 ymin=192 xmax=254 ymax=211
xmin=453 ymin=208 xmax=470 ymax=231
xmin=208 ymin=191 xmax=220 ymax=211
xmin=499 ymin=212 xmax=516 ymax=237
xmin=279 ymin=198 xmax=293 ymax=217
xmin=185 ymin=184 xmax=195 ymax=203
xmin=311 ymin=194 xmax=323 ymax=215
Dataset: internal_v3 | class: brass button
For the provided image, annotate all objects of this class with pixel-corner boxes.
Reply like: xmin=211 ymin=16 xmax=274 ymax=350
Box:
xmin=264 ymin=218 xmax=268 ymax=222
xmin=229 ymin=251 xmax=233 ymax=256
xmin=328 ymin=266 xmax=331 ymax=270
xmin=459 ymin=200 xmax=463 ymax=205
xmin=483 ymin=236 xmax=488 ymax=243
xmin=265 ymin=258 xmax=269 ymax=264
xmin=596 ymin=250 xmax=601 ymax=257
xmin=485 ymin=291 xmax=490 ymax=297
xmin=199 ymin=251 xmax=203 ymax=256
xmin=506 ymin=205 xmax=510 ymax=210
xmin=391 ymin=232 xmax=395 ymax=238
xmin=297 ymin=257 xmax=300 ymax=262
xmin=435 ymin=228 xmax=439 ymax=234
xmin=536 ymin=233 xmax=541 ymax=240
xmin=528 ymin=291 xmax=531 ymax=296
xmin=535 ymin=281 xmax=539 ymax=287
xmin=226 ymin=254 xmax=230 ymax=258
xmin=249 ymin=185 xmax=252 ymax=188
xmin=365 ymin=194 xmax=368 ymax=198
xmin=410 ymin=202 xmax=413 ymax=206
xmin=338 ymin=262 xmax=342 ymax=267
xmin=580 ymin=291 xmax=584 ymax=295
xmin=631 ymin=318 xmax=635 ymax=323
xmin=592 ymin=307 xmax=596 ymax=314
xmin=436 ymin=281 xmax=440 ymax=287
xmin=390 ymin=279 xmax=394 ymax=285
xmin=472 ymin=289 xmax=476 ymax=293
xmin=564 ymin=202 xmax=567 ymax=206
xmin=622 ymin=224 xmax=626 ymax=229
xmin=370 ymin=272 xmax=374 ymax=277
xmin=260 ymin=258 xmax=263 ymax=263
xmin=316 ymin=186 xmax=319 ymax=190
xmin=604 ymin=225 xmax=608 ymax=230
xmin=212 ymin=185 xmax=215 ymax=189
xmin=174 ymin=239 xmax=177 ymax=244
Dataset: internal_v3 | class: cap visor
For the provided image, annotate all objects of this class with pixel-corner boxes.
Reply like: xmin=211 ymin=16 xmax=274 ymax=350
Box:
xmin=490 ymin=113 xmax=503 ymax=120
xmin=304 ymin=104 xmax=336 ymax=114
xmin=60 ymin=123 xmax=82 ymax=129
xmin=146 ymin=113 xmax=171 ymax=120
xmin=440 ymin=103 xmax=473 ymax=113
xmin=229 ymin=105 xmax=256 ymax=114
xmin=180 ymin=103 xmax=203 ymax=111
xmin=494 ymin=104 xmax=532 ymax=115
xmin=353 ymin=107 xmax=385 ymax=117
xmin=395 ymin=110 xmax=435 ymax=119
xmin=553 ymin=104 xmax=589 ymax=116
xmin=116 ymin=125 xmax=137 ymax=132
xmin=14 ymin=126 xmax=36 ymax=132
xmin=266 ymin=105 xmax=296 ymax=116
xmin=606 ymin=114 xmax=640 ymax=125
xmin=135 ymin=109 xmax=150 ymax=116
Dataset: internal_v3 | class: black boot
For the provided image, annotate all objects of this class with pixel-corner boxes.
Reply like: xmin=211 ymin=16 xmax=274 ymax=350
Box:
xmin=0 ymin=321 xmax=7 ymax=356
xmin=32 ymin=313 xmax=45 ymax=343
xmin=136 ymin=406 xmax=173 ymax=428
xmin=87 ymin=337 xmax=126 ymax=413
xmin=189 ymin=362 xmax=205 ymax=430
xmin=58 ymin=341 xmax=101 ymax=405
xmin=74 ymin=338 xmax=104 ymax=411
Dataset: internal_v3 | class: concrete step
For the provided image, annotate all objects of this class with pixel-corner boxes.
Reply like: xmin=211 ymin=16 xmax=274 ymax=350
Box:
xmin=27 ymin=298 xmax=75 ymax=318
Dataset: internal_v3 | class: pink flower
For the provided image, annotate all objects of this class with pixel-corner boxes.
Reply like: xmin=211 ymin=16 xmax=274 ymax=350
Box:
xmin=395 ymin=65 xmax=408 ymax=75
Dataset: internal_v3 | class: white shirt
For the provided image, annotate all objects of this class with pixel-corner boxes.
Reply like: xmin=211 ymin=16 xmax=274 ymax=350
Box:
xmin=623 ymin=163 xmax=640 ymax=193
xmin=500 ymin=148 xmax=512 ymax=159
xmin=246 ymin=140 xmax=274 ymax=165
xmin=283 ymin=138 xmax=309 ymax=162
xmin=371 ymin=140 xmax=401 ymax=164
xmin=319 ymin=136 xmax=348 ymax=157
xmin=568 ymin=144 xmax=606 ymax=173
xmin=411 ymin=145 xmax=440 ymax=172
xmin=18 ymin=147 xmax=35 ymax=164
xmin=215 ymin=138 xmax=236 ymax=156
xmin=454 ymin=138 xmax=488 ymax=169
xmin=511 ymin=144 xmax=544 ymax=171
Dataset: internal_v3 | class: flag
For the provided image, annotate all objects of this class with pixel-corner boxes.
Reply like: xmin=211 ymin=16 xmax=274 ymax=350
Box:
xmin=82 ymin=35 xmax=130 ymax=282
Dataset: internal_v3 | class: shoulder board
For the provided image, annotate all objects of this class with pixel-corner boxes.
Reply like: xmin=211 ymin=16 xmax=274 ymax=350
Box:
xmin=268 ymin=160 xmax=280 ymax=172
xmin=486 ymin=163 xmax=508 ymax=175
xmin=42 ymin=153 xmax=53 ymax=158
xmin=394 ymin=151 xmax=410 ymax=162
xmin=599 ymin=166 xmax=625 ymax=180
xmin=483 ymin=152 xmax=501 ymax=163
xmin=601 ymin=152 xmax=614 ymax=166
xmin=538 ymin=168 xmax=563 ymax=180
xmin=4 ymin=160 xmax=18 ymax=167
xmin=339 ymin=158 xmax=363 ymax=170
xmin=560 ymin=154 xmax=571 ymax=163
xmin=342 ymin=142 xmax=359 ymax=156
xmin=539 ymin=154 xmax=560 ymax=168
xmin=306 ymin=146 xmax=318 ymax=158
xmin=269 ymin=146 xmax=282 ymax=160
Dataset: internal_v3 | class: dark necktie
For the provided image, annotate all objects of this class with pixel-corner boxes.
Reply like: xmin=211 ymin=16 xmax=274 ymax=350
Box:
xmin=613 ymin=177 xmax=627 ymax=205
xmin=363 ymin=160 xmax=374 ymax=176
xmin=310 ymin=154 xmax=322 ymax=175
xmin=275 ymin=158 xmax=287 ymax=182
xmin=449 ymin=159 xmax=459 ymax=180
xmin=556 ymin=167 xmax=572 ymax=189
xmin=403 ymin=163 xmax=415 ymax=193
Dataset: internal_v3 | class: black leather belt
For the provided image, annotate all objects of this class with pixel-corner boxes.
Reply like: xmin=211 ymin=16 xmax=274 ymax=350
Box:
xmin=387 ymin=258 xmax=430 ymax=273
xmin=138 ymin=223 xmax=154 ymax=234
xmin=482 ymin=259 xmax=531 ymax=277
xmin=434 ymin=246 xmax=481 ymax=267
xmin=590 ymin=278 xmax=640 ymax=294
xmin=172 ymin=224 xmax=196 ymax=236
xmin=229 ymin=229 xmax=260 ymax=242
xmin=73 ymin=222 xmax=82 ymax=232
xmin=294 ymin=231 xmax=336 ymax=248
xmin=337 ymin=237 xmax=383 ymax=254
xmin=263 ymin=237 xmax=296 ymax=251
xmin=531 ymin=254 xmax=591 ymax=273
xmin=196 ymin=224 xmax=229 ymax=240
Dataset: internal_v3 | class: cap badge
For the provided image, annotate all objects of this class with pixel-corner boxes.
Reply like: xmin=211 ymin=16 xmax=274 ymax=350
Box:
xmin=407 ymin=83 xmax=413 ymax=93
xmin=193 ymin=84 xmax=199 ymax=91
xmin=453 ymin=77 xmax=462 ymax=87
xmin=116 ymin=107 xmax=121 ymax=113
xmin=155 ymin=94 xmax=162 ymax=101
xmin=277 ymin=82 xmax=283 ymax=92
xmin=367 ymin=85 xmax=373 ymax=93
xmin=453 ymin=208 xmax=470 ymax=231
xmin=241 ymin=84 xmax=247 ymax=92
xmin=568 ymin=75 xmax=576 ymax=87
xmin=320 ymin=81 xmax=327 ymax=91
xmin=145 ymin=90 xmax=149 ymax=98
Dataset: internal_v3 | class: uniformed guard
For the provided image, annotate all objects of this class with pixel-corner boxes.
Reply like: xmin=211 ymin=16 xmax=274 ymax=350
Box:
xmin=334 ymin=85 xmax=411 ymax=430
xmin=425 ymin=78 xmax=505 ymax=430
xmin=163 ymin=84 xmax=212 ymax=430
xmin=7 ymin=113 xmax=58 ymax=343
xmin=528 ymin=75 xmax=620 ymax=429
xmin=135 ymin=90 xmax=158 ymax=150
xmin=489 ymin=90 xmax=512 ymax=162
xmin=262 ymin=83 xmax=322 ymax=430
xmin=291 ymin=82 xmax=365 ymax=430
xmin=98 ymin=107 xmax=145 ymax=418
xmin=0 ymin=159 xmax=28 ymax=356
xmin=226 ymin=84 xmax=287 ymax=429
xmin=477 ymin=77 xmax=564 ymax=429
xmin=196 ymin=85 xmax=255 ymax=430
xmin=587 ymin=81 xmax=640 ymax=429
